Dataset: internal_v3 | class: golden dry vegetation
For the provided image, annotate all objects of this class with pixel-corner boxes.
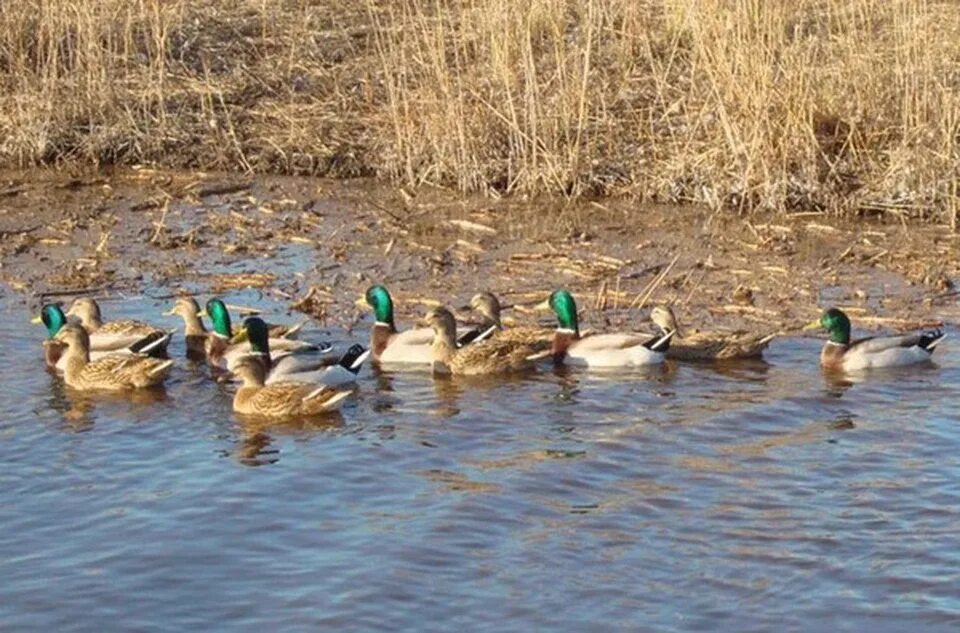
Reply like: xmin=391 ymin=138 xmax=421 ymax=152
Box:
xmin=1 ymin=0 xmax=959 ymax=222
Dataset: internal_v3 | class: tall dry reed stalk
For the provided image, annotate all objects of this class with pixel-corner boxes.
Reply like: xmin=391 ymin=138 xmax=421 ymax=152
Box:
xmin=0 ymin=0 xmax=958 ymax=220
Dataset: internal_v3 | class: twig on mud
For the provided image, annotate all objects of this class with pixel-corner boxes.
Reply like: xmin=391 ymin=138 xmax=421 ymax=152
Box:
xmin=629 ymin=253 xmax=681 ymax=310
xmin=39 ymin=286 xmax=109 ymax=299
xmin=193 ymin=182 xmax=252 ymax=198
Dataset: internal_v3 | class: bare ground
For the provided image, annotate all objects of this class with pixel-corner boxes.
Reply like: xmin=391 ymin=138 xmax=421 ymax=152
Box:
xmin=1 ymin=168 xmax=958 ymax=338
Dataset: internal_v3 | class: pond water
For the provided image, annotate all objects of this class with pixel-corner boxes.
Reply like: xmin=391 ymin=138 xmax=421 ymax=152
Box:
xmin=1 ymin=293 xmax=959 ymax=632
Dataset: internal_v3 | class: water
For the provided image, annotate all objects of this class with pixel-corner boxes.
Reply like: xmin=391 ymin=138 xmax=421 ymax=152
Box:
xmin=2 ymin=296 xmax=959 ymax=632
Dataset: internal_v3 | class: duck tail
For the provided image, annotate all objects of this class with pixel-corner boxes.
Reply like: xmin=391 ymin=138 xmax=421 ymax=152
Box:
xmin=456 ymin=324 xmax=498 ymax=348
xmin=282 ymin=321 xmax=307 ymax=339
xmin=130 ymin=330 xmax=174 ymax=356
xmin=338 ymin=344 xmax=370 ymax=374
xmin=919 ymin=330 xmax=946 ymax=352
xmin=304 ymin=386 xmax=352 ymax=410
xmin=148 ymin=359 xmax=175 ymax=376
xmin=644 ymin=329 xmax=675 ymax=352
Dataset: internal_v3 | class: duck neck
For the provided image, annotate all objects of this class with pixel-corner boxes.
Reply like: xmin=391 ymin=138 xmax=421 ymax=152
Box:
xmin=62 ymin=344 xmax=90 ymax=382
xmin=182 ymin=312 xmax=207 ymax=336
xmin=551 ymin=329 xmax=578 ymax=364
xmin=432 ymin=327 xmax=458 ymax=365
xmin=206 ymin=333 xmax=228 ymax=362
xmin=371 ymin=323 xmax=394 ymax=360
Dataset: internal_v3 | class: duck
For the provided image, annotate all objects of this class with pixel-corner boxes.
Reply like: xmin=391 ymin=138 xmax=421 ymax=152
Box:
xmin=803 ymin=307 xmax=946 ymax=371
xmin=163 ymin=297 xmax=209 ymax=359
xmin=65 ymin=297 xmax=173 ymax=355
xmin=33 ymin=304 xmax=170 ymax=370
xmin=52 ymin=324 xmax=174 ymax=390
xmin=230 ymin=355 xmax=353 ymax=417
xmin=459 ymin=292 xmax=553 ymax=350
xmin=198 ymin=298 xmax=319 ymax=369
xmin=425 ymin=307 xmax=541 ymax=375
xmin=650 ymin=305 xmax=776 ymax=361
xmin=233 ymin=317 xmax=364 ymax=386
xmin=362 ymin=285 xmax=436 ymax=364
xmin=539 ymin=289 xmax=674 ymax=367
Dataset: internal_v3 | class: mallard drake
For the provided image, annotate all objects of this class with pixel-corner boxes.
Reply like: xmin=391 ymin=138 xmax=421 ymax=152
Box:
xmin=426 ymin=307 xmax=539 ymax=375
xmin=66 ymin=297 xmax=173 ymax=355
xmin=539 ymin=289 xmax=673 ymax=367
xmin=459 ymin=292 xmax=552 ymax=350
xmin=231 ymin=355 xmax=353 ymax=417
xmin=199 ymin=298 xmax=317 ymax=368
xmin=363 ymin=285 xmax=435 ymax=364
xmin=233 ymin=317 xmax=352 ymax=385
xmin=52 ymin=324 xmax=174 ymax=390
xmin=803 ymin=307 xmax=945 ymax=371
xmin=651 ymin=305 xmax=775 ymax=361
xmin=33 ymin=304 xmax=169 ymax=370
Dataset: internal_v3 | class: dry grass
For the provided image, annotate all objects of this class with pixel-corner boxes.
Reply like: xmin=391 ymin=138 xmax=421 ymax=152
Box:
xmin=1 ymin=0 xmax=960 ymax=222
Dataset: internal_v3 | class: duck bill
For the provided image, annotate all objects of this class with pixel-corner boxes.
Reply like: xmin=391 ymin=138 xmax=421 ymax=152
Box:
xmin=228 ymin=330 xmax=250 ymax=345
xmin=801 ymin=320 xmax=821 ymax=331
xmin=532 ymin=299 xmax=551 ymax=311
xmin=162 ymin=307 xmax=177 ymax=316
xmin=354 ymin=296 xmax=368 ymax=309
xmin=30 ymin=315 xmax=43 ymax=324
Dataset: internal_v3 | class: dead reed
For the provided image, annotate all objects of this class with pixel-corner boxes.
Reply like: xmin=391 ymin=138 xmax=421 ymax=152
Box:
xmin=1 ymin=0 xmax=959 ymax=222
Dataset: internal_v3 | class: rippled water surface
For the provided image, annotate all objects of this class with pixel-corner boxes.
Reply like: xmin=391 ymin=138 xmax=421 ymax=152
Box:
xmin=2 ymin=295 xmax=959 ymax=632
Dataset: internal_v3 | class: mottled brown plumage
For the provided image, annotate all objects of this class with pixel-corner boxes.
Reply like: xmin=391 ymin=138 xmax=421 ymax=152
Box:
xmin=231 ymin=356 xmax=352 ymax=417
xmin=469 ymin=292 xmax=552 ymax=350
xmin=68 ymin=297 xmax=169 ymax=341
xmin=54 ymin=324 xmax=173 ymax=390
xmin=427 ymin=307 xmax=539 ymax=375
xmin=651 ymin=305 xmax=775 ymax=361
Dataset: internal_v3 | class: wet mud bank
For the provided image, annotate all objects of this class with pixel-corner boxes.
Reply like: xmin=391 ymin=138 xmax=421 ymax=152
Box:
xmin=1 ymin=168 xmax=958 ymax=337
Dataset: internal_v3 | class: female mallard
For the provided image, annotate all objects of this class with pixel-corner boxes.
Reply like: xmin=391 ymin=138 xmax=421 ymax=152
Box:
xmin=650 ymin=305 xmax=775 ymax=361
xmin=199 ymin=298 xmax=317 ymax=368
xmin=363 ymin=285 xmax=435 ymax=364
xmin=231 ymin=355 xmax=353 ymax=417
xmin=803 ymin=307 xmax=945 ymax=371
xmin=34 ymin=304 xmax=169 ymax=370
xmin=426 ymin=307 xmax=540 ymax=375
xmin=234 ymin=317 xmax=359 ymax=386
xmin=459 ymin=292 xmax=552 ymax=350
xmin=540 ymin=289 xmax=673 ymax=368
xmin=164 ymin=297 xmax=209 ymax=359
xmin=53 ymin=324 xmax=174 ymax=390
xmin=66 ymin=297 xmax=173 ymax=355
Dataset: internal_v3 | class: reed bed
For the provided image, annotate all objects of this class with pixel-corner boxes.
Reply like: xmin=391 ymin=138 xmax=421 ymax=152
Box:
xmin=1 ymin=0 xmax=959 ymax=221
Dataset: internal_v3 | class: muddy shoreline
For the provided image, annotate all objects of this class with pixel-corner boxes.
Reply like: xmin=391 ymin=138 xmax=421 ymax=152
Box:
xmin=1 ymin=168 xmax=958 ymax=337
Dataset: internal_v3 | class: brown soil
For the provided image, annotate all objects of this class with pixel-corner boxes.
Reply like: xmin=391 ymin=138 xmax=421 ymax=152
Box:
xmin=1 ymin=168 xmax=958 ymax=336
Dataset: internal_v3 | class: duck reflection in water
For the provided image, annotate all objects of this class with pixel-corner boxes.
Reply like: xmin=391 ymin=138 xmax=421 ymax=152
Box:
xmin=231 ymin=410 xmax=345 ymax=467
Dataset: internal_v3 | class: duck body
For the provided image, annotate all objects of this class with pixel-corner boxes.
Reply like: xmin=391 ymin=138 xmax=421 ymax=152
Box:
xmin=54 ymin=324 xmax=173 ymax=390
xmin=36 ymin=304 xmax=170 ymax=370
xmin=543 ymin=290 xmax=672 ymax=368
xmin=806 ymin=308 xmax=945 ymax=371
xmin=821 ymin=334 xmax=945 ymax=371
xmin=231 ymin=356 xmax=352 ymax=417
xmin=67 ymin=298 xmax=173 ymax=355
xmin=553 ymin=331 xmax=671 ymax=368
xmin=460 ymin=292 xmax=552 ymax=351
xmin=651 ymin=305 xmax=774 ymax=361
xmin=233 ymin=317 xmax=359 ymax=386
xmin=197 ymin=299 xmax=317 ymax=369
xmin=364 ymin=285 xmax=436 ymax=365
xmin=428 ymin=307 xmax=538 ymax=375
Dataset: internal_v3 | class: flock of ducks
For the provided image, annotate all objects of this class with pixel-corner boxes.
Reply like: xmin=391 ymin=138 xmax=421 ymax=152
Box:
xmin=33 ymin=286 xmax=948 ymax=418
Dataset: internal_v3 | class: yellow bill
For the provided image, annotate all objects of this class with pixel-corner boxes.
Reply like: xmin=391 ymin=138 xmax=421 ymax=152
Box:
xmin=801 ymin=319 xmax=822 ymax=331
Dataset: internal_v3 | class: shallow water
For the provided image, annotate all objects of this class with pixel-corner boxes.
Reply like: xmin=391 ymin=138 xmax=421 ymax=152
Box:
xmin=2 ymin=294 xmax=959 ymax=632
